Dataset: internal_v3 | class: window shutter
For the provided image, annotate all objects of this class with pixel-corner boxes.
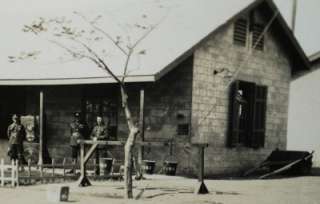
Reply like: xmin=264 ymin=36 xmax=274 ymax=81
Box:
xmin=250 ymin=85 xmax=267 ymax=148
xmin=227 ymin=81 xmax=240 ymax=147
xmin=252 ymin=24 xmax=265 ymax=50
xmin=233 ymin=19 xmax=248 ymax=47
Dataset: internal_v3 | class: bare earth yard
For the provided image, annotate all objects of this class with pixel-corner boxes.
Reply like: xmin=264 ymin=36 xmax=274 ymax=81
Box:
xmin=1 ymin=172 xmax=320 ymax=204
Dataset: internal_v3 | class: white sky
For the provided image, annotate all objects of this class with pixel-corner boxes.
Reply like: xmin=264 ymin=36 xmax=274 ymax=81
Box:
xmin=274 ymin=0 xmax=320 ymax=55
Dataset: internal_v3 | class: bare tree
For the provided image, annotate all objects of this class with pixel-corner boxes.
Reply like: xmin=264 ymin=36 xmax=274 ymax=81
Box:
xmin=11 ymin=7 xmax=168 ymax=199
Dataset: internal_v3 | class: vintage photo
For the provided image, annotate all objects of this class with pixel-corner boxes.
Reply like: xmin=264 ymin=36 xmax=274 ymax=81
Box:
xmin=0 ymin=0 xmax=319 ymax=203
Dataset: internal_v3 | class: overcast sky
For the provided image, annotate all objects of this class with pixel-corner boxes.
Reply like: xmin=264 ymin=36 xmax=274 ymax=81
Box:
xmin=1 ymin=0 xmax=319 ymax=57
xmin=274 ymin=0 xmax=320 ymax=56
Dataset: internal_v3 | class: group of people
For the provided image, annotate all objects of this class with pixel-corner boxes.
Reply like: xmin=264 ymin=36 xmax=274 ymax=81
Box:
xmin=6 ymin=112 xmax=110 ymax=173
xmin=69 ymin=112 xmax=109 ymax=174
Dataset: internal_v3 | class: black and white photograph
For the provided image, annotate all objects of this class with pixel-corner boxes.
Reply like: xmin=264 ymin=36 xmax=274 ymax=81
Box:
xmin=0 ymin=0 xmax=319 ymax=203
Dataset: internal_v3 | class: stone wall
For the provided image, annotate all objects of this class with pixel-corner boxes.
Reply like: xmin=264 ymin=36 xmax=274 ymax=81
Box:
xmin=191 ymin=14 xmax=291 ymax=175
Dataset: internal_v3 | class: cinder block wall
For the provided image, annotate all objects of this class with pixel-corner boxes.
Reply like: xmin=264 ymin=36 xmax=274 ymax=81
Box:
xmin=191 ymin=17 xmax=291 ymax=175
xmin=16 ymin=57 xmax=195 ymax=174
xmin=116 ymin=56 xmax=195 ymax=175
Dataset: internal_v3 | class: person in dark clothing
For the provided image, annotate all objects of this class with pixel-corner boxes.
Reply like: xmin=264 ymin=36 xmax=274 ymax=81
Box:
xmin=7 ymin=114 xmax=25 ymax=163
xmin=69 ymin=112 xmax=86 ymax=173
xmin=90 ymin=115 xmax=109 ymax=175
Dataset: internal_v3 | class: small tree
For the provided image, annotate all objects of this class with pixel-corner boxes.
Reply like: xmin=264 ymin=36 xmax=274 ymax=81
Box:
xmin=11 ymin=5 xmax=169 ymax=199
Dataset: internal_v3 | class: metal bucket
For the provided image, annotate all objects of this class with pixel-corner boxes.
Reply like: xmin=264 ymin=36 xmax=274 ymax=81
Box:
xmin=163 ymin=161 xmax=178 ymax=176
xmin=143 ymin=160 xmax=156 ymax=174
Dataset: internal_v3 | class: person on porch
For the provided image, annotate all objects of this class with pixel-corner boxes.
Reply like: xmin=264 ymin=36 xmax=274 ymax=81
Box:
xmin=90 ymin=115 xmax=109 ymax=175
xmin=69 ymin=112 xmax=86 ymax=173
xmin=7 ymin=114 xmax=25 ymax=163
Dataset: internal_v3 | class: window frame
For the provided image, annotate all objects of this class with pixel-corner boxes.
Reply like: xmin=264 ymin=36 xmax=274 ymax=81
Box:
xmin=233 ymin=16 xmax=266 ymax=51
xmin=81 ymin=86 xmax=119 ymax=141
xmin=228 ymin=80 xmax=268 ymax=148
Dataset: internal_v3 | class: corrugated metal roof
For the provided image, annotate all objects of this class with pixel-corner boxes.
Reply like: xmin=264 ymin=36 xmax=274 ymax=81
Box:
xmin=0 ymin=0 xmax=256 ymax=85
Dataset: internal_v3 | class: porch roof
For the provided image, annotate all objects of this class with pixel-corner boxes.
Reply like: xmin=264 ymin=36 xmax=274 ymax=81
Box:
xmin=0 ymin=0 xmax=310 ymax=85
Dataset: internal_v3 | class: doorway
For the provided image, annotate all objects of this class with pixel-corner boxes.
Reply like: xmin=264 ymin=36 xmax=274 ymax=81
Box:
xmin=0 ymin=87 xmax=26 ymax=138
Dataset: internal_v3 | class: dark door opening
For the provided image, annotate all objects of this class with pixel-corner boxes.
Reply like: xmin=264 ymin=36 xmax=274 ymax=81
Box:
xmin=0 ymin=87 xmax=26 ymax=139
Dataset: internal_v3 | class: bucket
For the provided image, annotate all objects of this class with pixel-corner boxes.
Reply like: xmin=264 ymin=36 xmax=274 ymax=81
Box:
xmin=99 ymin=158 xmax=113 ymax=176
xmin=163 ymin=161 xmax=178 ymax=176
xmin=142 ymin=160 xmax=156 ymax=174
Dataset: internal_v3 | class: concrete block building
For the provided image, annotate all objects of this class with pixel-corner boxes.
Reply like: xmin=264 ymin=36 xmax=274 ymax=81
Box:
xmin=0 ymin=0 xmax=310 ymax=176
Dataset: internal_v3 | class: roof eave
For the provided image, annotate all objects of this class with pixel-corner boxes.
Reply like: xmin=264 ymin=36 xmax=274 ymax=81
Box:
xmin=0 ymin=75 xmax=155 ymax=86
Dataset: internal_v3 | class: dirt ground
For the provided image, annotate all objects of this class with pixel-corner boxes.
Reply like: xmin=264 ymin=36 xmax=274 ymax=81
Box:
xmin=1 ymin=171 xmax=320 ymax=204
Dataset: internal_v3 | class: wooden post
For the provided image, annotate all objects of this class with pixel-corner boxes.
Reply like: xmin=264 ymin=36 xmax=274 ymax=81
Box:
xmin=38 ymin=90 xmax=44 ymax=166
xmin=291 ymin=0 xmax=297 ymax=33
xmin=0 ymin=159 xmax=4 ymax=187
xmin=194 ymin=144 xmax=209 ymax=194
xmin=52 ymin=159 xmax=55 ymax=178
xmin=15 ymin=160 xmax=19 ymax=187
xmin=77 ymin=142 xmax=91 ymax=186
xmin=28 ymin=159 xmax=31 ymax=185
xmin=11 ymin=160 xmax=15 ymax=187
xmin=137 ymin=89 xmax=145 ymax=179
xmin=198 ymin=146 xmax=204 ymax=182
xmin=62 ymin=158 xmax=66 ymax=181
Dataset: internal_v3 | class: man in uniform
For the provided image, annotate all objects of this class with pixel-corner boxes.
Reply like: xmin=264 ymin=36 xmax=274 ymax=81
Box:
xmin=7 ymin=114 xmax=25 ymax=163
xmin=90 ymin=115 xmax=109 ymax=175
xmin=69 ymin=112 xmax=86 ymax=173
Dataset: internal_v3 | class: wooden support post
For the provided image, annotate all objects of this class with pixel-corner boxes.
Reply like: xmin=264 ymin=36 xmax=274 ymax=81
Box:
xmin=291 ymin=0 xmax=297 ymax=33
xmin=40 ymin=164 xmax=43 ymax=184
xmin=0 ymin=159 xmax=4 ymax=187
xmin=28 ymin=159 xmax=31 ymax=185
xmin=38 ymin=90 xmax=44 ymax=166
xmin=199 ymin=146 xmax=204 ymax=182
xmin=195 ymin=145 xmax=209 ymax=194
xmin=62 ymin=158 xmax=66 ymax=181
xmin=15 ymin=160 xmax=19 ymax=187
xmin=77 ymin=142 xmax=92 ymax=187
xmin=52 ymin=159 xmax=55 ymax=178
xmin=11 ymin=160 xmax=15 ymax=187
xmin=137 ymin=89 xmax=145 ymax=179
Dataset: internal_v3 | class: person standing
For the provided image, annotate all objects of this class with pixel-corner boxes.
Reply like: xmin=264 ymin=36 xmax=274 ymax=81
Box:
xmin=90 ymin=115 xmax=109 ymax=175
xmin=69 ymin=112 xmax=86 ymax=173
xmin=7 ymin=114 xmax=25 ymax=163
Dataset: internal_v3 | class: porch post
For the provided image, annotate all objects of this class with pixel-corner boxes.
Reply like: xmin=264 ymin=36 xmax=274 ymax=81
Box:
xmin=139 ymin=89 xmax=145 ymax=155
xmin=38 ymin=90 xmax=44 ymax=165
xmin=137 ymin=89 xmax=145 ymax=178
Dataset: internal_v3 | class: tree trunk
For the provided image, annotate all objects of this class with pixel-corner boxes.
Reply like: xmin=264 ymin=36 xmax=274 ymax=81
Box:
xmin=120 ymin=85 xmax=140 ymax=199
xmin=124 ymin=127 xmax=139 ymax=198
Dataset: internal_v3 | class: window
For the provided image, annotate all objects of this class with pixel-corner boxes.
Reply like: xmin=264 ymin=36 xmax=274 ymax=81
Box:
xmin=228 ymin=80 xmax=267 ymax=148
xmin=233 ymin=19 xmax=248 ymax=47
xmin=177 ymin=124 xmax=189 ymax=136
xmin=82 ymin=86 xmax=118 ymax=140
xmin=233 ymin=16 xmax=265 ymax=51
xmin=176 ymin=113 xmax=190 ymax=136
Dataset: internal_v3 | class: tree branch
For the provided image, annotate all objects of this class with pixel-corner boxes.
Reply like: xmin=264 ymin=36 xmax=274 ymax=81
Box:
xmin=70 ymin=38 xmax=123 ymax=84
xmin=74 ymin=12 xmax=129 ymax=56
xmin=121 ymin=49 xmax=133 ymax=83
xmin=48 ymin=39 xmax=104 ymax=68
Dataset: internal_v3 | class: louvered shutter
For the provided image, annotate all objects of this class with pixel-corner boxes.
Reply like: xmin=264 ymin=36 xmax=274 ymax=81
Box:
xmin=227 ymin=81 xmax=240 ymax=147
xmin=233 ymin=19 xmax=248 ymax=47
xmin=250 ymin=85 xmax=267 ymax=148
xmin=252 ymin=24 xmax=265 ymax=50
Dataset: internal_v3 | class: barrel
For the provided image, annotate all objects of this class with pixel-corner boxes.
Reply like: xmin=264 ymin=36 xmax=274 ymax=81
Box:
xmin=99 ymin=158 xmax=113 ymax=176
xmin=163 ymin=161 xmax=178 ymax=176
xmin=142 ymin=160 xmax=156 ymax=174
